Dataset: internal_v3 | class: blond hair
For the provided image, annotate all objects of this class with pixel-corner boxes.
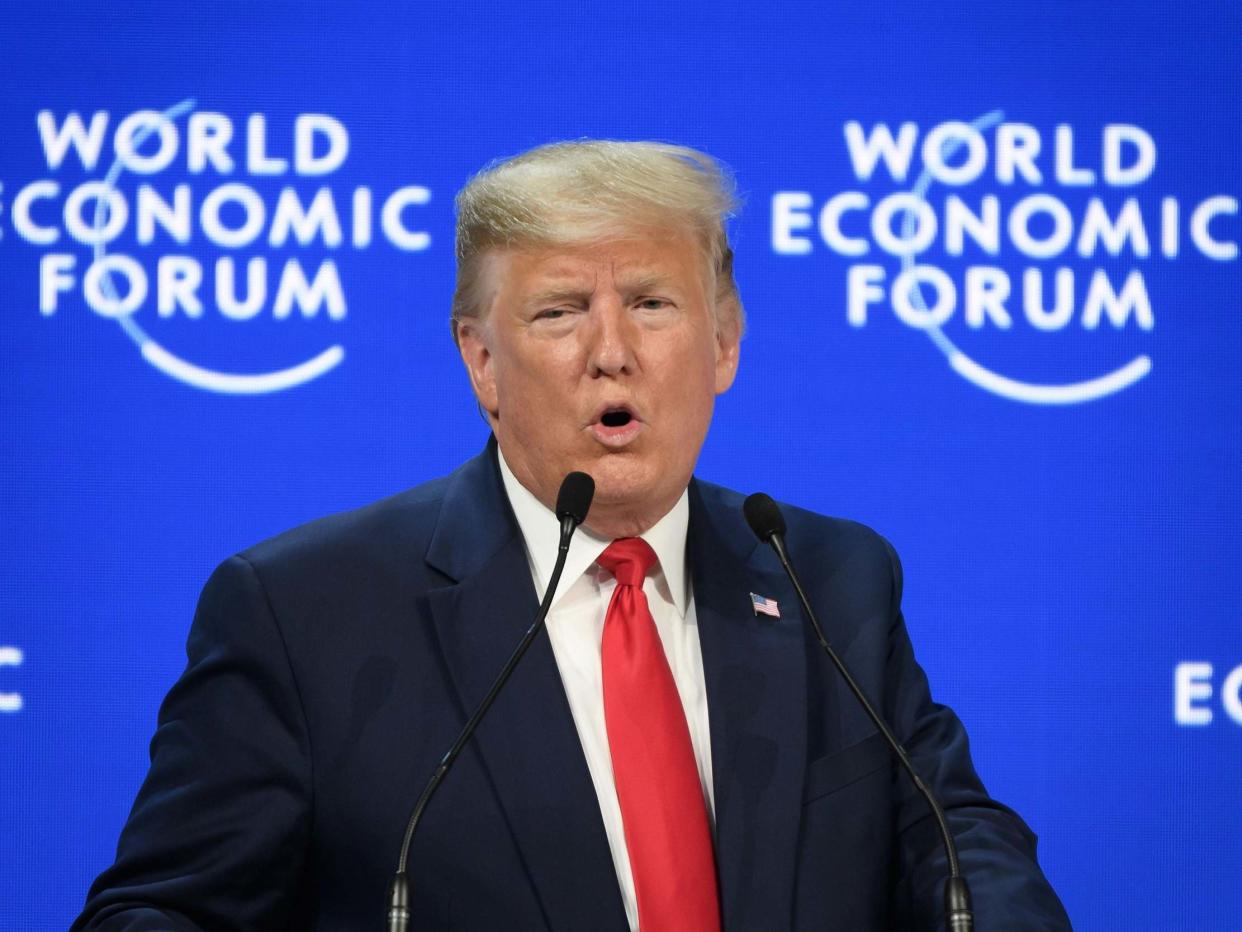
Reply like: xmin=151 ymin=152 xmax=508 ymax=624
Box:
xmin=451 ymin=140 xmax=743 ymax=340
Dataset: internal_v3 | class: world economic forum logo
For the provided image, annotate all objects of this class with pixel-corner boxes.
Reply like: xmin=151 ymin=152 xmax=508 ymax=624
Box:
xmin=771 ymin=112 xmax=1239 ymax=404
xmin=0 ymin=645 xmax=20 ymax=714
xmin=2 ymin=99 xmax=432 ymax=394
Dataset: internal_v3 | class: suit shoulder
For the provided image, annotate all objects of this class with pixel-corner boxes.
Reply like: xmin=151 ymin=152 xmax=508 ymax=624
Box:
xmin=693 ymin=478 xmax=896 ymax=566
xmin=695 ymin=477 xmax=899 ymax=581
xmin=785 ymin=502 xmax=896 ymax=568
xmin=236 ymin=472 xmax=452 ymax=576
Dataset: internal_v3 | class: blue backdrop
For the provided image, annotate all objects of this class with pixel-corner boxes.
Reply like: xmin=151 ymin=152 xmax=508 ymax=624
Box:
xmin=2 ymin=2 xmax=1239 ymax=928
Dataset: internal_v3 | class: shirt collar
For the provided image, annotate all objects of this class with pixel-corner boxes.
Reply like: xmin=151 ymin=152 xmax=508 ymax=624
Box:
xmin=497 ymin=446 xmax=690 ymax=617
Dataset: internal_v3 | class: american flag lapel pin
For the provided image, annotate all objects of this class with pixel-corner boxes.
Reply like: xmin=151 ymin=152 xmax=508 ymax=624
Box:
xmin=750 ymin=592 xmax=781 ymax=619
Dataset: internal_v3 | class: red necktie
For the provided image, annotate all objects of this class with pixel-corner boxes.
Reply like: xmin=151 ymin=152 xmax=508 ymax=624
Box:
xmin=598 ymin=538 xmax=721 ymax=932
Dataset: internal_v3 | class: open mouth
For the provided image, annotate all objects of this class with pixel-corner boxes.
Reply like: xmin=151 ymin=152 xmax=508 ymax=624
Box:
xmin=591 ymin=405 xmax=642 ymax=447
xmin=600 ymin=408 xmax=633 ymax=428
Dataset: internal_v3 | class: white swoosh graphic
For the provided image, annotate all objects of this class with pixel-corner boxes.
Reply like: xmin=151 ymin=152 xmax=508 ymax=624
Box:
xmin=141 ymin=342 xmax=345 ymax=395
xmin=948 ymin=352 xmax=1152 ymax=405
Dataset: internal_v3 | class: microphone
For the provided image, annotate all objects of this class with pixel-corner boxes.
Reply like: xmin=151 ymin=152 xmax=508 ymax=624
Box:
xmin=386 ymin=471 xmax=596 ymax=931
xmin=742 ymin=493 xmax=974 ymax=932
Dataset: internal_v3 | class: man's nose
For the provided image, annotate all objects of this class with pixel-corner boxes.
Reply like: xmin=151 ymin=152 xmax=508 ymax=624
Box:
xmin=586 ymin=298 xmax=638 ymax=377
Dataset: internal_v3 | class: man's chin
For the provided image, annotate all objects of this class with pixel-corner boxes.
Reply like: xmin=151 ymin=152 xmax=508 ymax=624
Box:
xmin=582 ymin=464 xmax=689 ymax=530
xmin=583 ymin=457 xmax=653 ymax=503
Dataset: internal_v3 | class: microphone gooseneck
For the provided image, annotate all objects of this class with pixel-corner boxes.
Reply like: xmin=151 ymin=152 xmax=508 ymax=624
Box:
xmin=742 ymin=492 xmax=973 ymax=932
xmin=386 ymin=471 xmax=595 ymax=932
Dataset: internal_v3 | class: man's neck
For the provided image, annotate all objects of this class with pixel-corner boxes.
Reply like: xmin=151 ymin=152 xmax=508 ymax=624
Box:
xmin=496 ymin=444 xmax=690 ymax=615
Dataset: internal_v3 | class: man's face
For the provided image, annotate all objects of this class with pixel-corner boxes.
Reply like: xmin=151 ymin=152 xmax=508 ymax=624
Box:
xmin=457 ymin=227 xmax=741 ymax=537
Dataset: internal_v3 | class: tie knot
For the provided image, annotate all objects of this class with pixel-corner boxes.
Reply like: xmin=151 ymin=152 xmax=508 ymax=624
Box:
xmin=597 ymin=538 xmax=657 ymax=587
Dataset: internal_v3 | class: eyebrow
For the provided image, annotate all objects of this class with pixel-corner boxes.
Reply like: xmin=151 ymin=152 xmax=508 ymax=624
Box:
xmin=525 ymin=275 xmax=680 ymax=307
xmin=525 ymin=288 xmax=592 ymax=307
xmin=620 ymin=274 xmax=674 ymax=294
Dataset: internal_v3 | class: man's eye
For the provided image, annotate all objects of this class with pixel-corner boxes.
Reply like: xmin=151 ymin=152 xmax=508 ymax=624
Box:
xmin=535 ymin=309 xmax=569 ymax=321
xmin=637 ymin=298 xmax=670 ymax=310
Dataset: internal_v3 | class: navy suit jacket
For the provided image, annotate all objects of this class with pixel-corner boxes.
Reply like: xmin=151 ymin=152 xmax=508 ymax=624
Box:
xmin=76 ymin=441 xmax=1070 ymax=930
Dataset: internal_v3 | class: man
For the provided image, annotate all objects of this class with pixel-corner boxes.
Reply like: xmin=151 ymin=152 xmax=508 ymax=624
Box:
xmin=76 ymin=141 xmax=1070 ymax=930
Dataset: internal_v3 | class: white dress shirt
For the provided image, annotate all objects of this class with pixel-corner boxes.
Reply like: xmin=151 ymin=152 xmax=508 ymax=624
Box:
xmin=497 ymin=451 xmax=715 ymax=932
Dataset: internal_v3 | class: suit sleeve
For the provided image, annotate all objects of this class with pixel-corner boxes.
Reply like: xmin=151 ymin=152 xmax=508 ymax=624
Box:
xmin=879 ymin=540 xmax=1073 ymax=931
xmin=73 ymin=555 xmax=313 ymax=931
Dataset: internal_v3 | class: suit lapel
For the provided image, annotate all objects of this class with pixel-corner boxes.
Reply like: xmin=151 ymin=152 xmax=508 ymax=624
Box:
xmin=689 ymin=481 xmax=807 ymax=931
xmin=421 ymin=449 xmax=809 ymax=931
xmin=423 ymin=442 xmax=629 ymax=932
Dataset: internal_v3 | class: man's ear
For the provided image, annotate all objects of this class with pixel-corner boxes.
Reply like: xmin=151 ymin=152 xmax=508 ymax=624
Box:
xmin=457 ymin=318 xmax=500 ymax=418
xmin=713 ymin=299 xmax=742 ymax=395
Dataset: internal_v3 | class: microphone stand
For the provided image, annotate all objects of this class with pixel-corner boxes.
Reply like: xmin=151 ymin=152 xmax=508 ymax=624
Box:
xmin=745 ymin=494 xmax=973 ymax=932
xmin=386 ymin=473 xmax=593 ymax=931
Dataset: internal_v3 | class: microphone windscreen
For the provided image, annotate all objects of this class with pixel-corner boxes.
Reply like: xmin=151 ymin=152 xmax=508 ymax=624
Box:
xmin=743 ymin=492 xmax=786 ymax=542
xmin=556 ymin=472 xmax=595 ymax=526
